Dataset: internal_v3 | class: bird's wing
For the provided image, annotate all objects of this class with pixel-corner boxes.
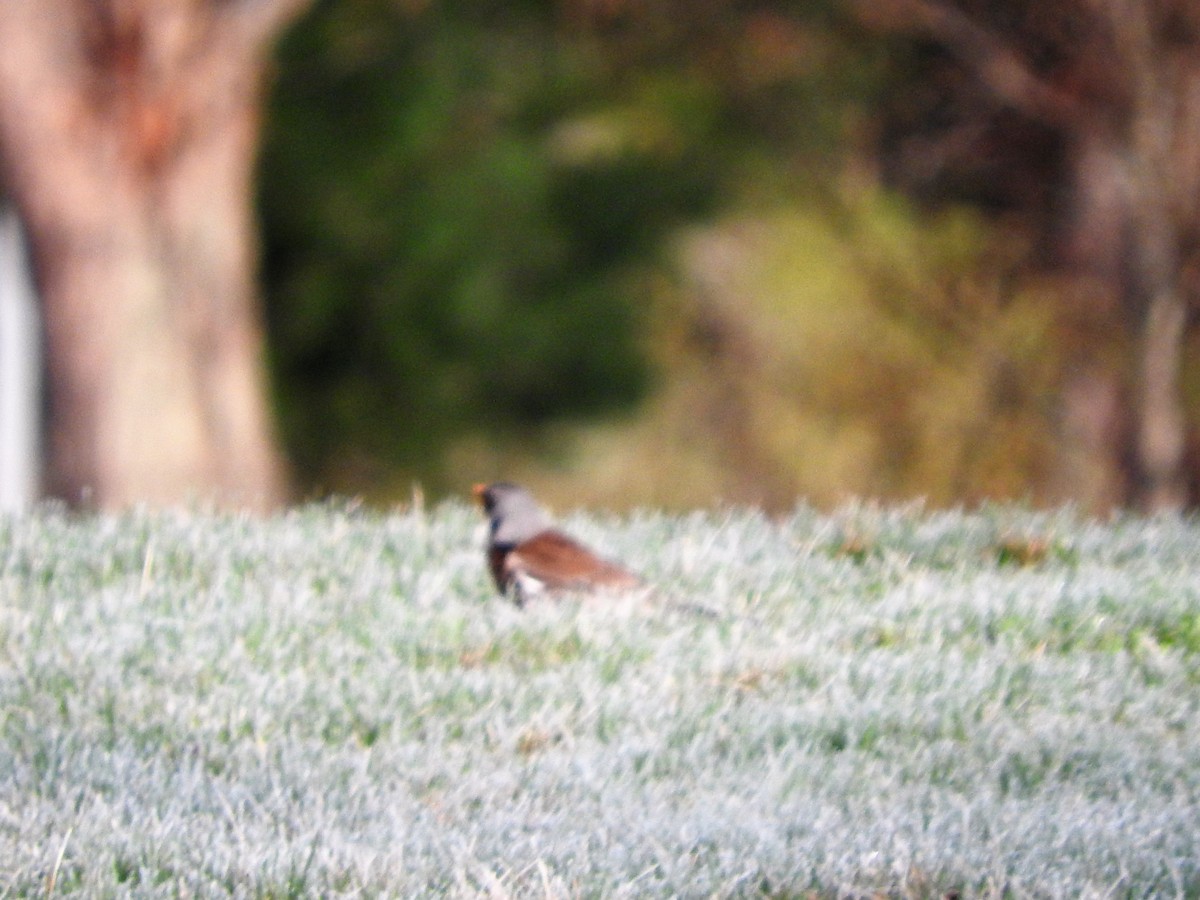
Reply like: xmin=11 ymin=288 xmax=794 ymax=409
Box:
xmin=506 ymin=529 xmax=640 ymax=592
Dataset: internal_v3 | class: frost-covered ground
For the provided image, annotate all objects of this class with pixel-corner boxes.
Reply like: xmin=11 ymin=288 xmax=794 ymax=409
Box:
xmin=0 ymin=501 xmax=1197 ymax=897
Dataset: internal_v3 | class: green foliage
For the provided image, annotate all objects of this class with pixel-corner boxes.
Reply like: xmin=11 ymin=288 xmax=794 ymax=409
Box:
xmin=551 ymin=189 xmax=1065 ymax=512
xmin=257 ymin=0 xmax=901 ymax=503
xmin=260 ymin=0 xmax=1089 ymax=511
xmin=259 ymin=0 xmax=728 ymax=495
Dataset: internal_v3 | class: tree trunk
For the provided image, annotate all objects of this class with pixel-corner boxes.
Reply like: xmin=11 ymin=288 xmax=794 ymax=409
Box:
xmin=1134 ymin=289 xmax=1188 ymax=509
xmin=1050 ymin=134 xmax=1131 ymax=511
xmin=0 ymin=0 xmax=307 ymax=511
xmin=1118 ymin=8 xmax=1197 ymax=512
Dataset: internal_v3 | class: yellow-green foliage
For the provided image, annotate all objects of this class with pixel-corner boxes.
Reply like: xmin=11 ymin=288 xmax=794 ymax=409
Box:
xmin=485 ymin=187 xmax=1067 ymax=512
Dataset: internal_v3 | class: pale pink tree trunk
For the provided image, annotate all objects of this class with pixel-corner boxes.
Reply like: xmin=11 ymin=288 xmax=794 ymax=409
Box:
xmin=0 ymin=0 xmax=308 ymax=510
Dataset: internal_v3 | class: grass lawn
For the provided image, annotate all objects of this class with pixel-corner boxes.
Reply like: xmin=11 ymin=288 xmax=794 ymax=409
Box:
xmin=0 ymin=500 xmax=1197 ymax=897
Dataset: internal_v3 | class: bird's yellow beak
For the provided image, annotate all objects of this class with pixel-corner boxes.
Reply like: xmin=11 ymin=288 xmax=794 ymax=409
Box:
xmin=471 ymin=483 xmax=488 ymax=507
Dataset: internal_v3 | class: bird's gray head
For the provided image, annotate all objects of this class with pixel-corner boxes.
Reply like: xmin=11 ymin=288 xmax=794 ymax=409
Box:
xmin=473 ymin=482 xmax=553 ymax=546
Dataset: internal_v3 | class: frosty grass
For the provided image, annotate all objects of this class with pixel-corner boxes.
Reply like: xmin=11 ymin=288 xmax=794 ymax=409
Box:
xmin=0 ymin=500 xmax=1197 ymax=897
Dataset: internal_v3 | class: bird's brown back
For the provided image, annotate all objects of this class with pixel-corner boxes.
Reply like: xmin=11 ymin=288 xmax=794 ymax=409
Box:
xmin=500 ymin=529 xmax=640 ymax=593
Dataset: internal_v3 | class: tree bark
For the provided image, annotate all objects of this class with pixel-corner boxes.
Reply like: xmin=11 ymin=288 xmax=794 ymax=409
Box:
xmin=0 ymin=0 xmax=307 ymax=511
xmin=1109 ymin=0 xmax=1197 ymax=511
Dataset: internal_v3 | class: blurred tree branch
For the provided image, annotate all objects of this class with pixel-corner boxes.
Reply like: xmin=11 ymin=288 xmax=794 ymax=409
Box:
xmin=859 ymin=0 xmax=1082 ymax=125
xmin=863 ymin=0 xmax=1200 ymax=509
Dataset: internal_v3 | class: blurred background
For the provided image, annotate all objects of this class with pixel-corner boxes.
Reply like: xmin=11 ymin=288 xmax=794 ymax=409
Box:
xmin=2 ymin=0 xmax=1199 ymax=514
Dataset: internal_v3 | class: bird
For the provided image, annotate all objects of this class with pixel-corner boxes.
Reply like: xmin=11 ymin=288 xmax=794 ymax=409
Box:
xmin=472 ymin=481 xmax=641 ymax=604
